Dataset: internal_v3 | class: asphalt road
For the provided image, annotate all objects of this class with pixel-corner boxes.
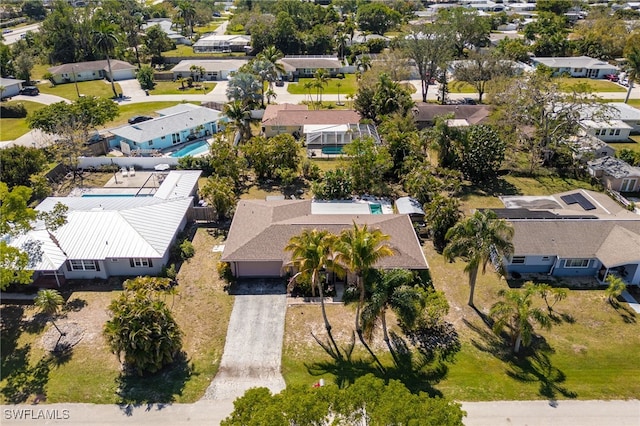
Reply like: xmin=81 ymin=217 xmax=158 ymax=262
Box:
xmin=2 ymin=23 xmax=40 ymax=45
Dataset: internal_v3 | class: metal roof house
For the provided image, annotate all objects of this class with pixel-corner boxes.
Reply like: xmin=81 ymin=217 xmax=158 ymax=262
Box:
xmin=530 ymin=56 xmax=618 ymax=79
xmin=221 ymin=199 xmax=428 ymax=278
xmin=192 ymin=34 xmax=251 ymax=53
xmin=110 ymin=104 xmax=220 ymax=154
xmin=394 ymin=197 xmax=426 ymax=222
xmin=142 ymin=19 xmax=191 ymax=45
xmin=47 ymin=60 xmax=136 ymax=84
xmin=588 ymin=156 xmax=640 ymax=192
xmin=6 ymin=171 xmax=201 ymax=286
xmin=171 ymin=59 xmax=249 ymax=81
xmin=497 ymin=189 xmax=640 ymax=286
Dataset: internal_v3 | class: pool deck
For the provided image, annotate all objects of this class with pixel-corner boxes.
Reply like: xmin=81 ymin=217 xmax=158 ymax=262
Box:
xmin=68 ymin=172 xmax=167 ymax=197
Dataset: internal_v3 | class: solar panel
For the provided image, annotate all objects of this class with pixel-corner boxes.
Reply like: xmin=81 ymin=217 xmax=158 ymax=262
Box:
xmin=573 ymin=193 xmax=596 ymax=210
xmin=560 ymin=194 xmax=577 ymax=205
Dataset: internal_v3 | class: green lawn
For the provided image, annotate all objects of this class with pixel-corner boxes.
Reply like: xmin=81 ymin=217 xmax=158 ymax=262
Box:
xmin=38 ymin=80 xmax=123 ymax=100
xmin=287 ymin=74 xmax=358 ymax=96
xmin=162 ymin=45 xmax=246 ymax=58
xmin=607 ymin=136 xmax=640 ymax=155
xmin=0 ymin=101 xmax=47 ymax=140
xmin=555 ymin=78 xmax=626 ymax=93
xmin=149 ymin=80 xmax=216 ymax=95
xmin=449 ymin=81 xmax=479 ymax=94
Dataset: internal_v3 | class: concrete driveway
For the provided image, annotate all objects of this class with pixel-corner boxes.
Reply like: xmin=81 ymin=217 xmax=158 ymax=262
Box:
xmin=203 ymin=280 xmax=287 ymax=401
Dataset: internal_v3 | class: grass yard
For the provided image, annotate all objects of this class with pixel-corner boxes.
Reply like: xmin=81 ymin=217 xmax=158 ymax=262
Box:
xmin=38 ymin=80 xmax=123 ymax=100
xmin=0 ymin=100 xmax=47 ymax=140
xmin=449 ymin=81 xmax=479 ymax=94
xmin=555 ymin=78 xmax=626 ymax=93
xmin=149 ymin=81 xmax=216 ymax=95
xmin=0 ymin=227 xmax=234 ymax=404
xmin=287 ymin=75 xmax=358 ymax=96
xmin=607 ymin=136 xmax=640 ymax=155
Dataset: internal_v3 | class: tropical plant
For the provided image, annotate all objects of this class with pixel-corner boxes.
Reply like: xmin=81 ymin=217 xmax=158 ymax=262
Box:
xmin=623 ymin=43 xmax=640 ymax=104
xmin=605 ymin=274 xmax=627 ymax=305
xmin=200 ymin=175 xmax=236 ymax=221
xmin=490 ymin=283 xmax=552 ymax=354
xmin=35 ymin=289 xmax=65 ymax=337
xmin=533 ymin=283 xmax=568 ymax=313
xmin=176 ymin=0 xmax=196 ymax=36
xmin=223 ymin=100 xmax=252 ymax=143
xmin=334 ymin=223 xmax=394 ymax=370
xmin=443 ymin=210 xmax=514 ymax=307
xmin=424 ymin=195 xmax=462 ymax=253
xmin=257 ymin=45 xmax=285 ymax=87
xmin=313 ymin=69 xmax=330 ymax=104
xmin=136 ymin=65 xmax=155 ymax=90
xmin=285 ymin=229 xmax=344 ymax=359
xmin=92 ymin=21 xmax=120 ymax=98
xmin=226 ymin=72 xmax=262 ymax=108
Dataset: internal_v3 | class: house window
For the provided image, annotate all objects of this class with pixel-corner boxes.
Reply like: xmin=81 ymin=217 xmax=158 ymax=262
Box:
xmin=511 ymin=256 xmax=526 ymax=264
xmin=614 ymin=129 xmax=621 ymax=136
xmin=130 ymin=258 xmax=153 ymax=268
xmin=609 ymin=129 xmax=615 ymax=136
xmin=148 ymin=140 xmax=153 ymax=146
xmin=70 ymin=260 xmax=97 ymax=271
xmin=565 ymin=258 xmax=590 ymax=268
xmin=161 ymin=136 xmax=166 ymax=140
xmin=172 ymin=133 xmax=180 ymax=144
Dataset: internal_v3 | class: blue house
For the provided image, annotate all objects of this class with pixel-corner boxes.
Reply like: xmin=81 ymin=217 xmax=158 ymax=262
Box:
xmin=110 ymin=104 xmax=220 ymax=154
xmin=495 ymin=190 xmax=640 ymax=286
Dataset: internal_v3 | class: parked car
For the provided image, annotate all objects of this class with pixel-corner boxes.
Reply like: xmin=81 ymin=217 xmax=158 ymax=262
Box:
xmin=127 ymin=115 xmax=152 ymax=125
xmin=604 ymin=74 xmax=619 ymax=82
xmin=462 ymin=97 xmax=477 ymax=105
xmin=19 ymin=86 xmax=39 ymax=96
xmin=275 ymin=79 xmax=285 ymax=87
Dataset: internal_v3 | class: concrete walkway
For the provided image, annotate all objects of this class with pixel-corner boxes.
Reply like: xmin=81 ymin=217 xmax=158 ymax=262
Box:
xmin=620 ymin=290 xmax=640 ymax=313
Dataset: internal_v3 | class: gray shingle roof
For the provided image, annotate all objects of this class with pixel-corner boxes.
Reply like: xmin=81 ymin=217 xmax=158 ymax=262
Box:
xmin=262 ymin=109 xmax=361 ymax=126
xmin=48 ymin=60 xmax=135 ymax=75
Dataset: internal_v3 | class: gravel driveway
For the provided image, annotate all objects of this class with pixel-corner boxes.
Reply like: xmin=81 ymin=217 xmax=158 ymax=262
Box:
xmin=203 ymin=280 xmax=287 ymax=401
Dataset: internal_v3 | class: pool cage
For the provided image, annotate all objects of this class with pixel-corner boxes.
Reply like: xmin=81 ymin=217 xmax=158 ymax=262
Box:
xmin=304 ymin=123 xmax=380 ymax=156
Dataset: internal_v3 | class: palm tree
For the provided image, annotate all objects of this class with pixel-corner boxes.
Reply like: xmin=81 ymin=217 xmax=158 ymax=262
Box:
xmin=336 ymin=81 xmax=344 ymax=106
xmin=490 ymin=284 xmax=552 ymax=354
xmin=313 ymin=69 xmax=330 ymax=104
xmin=623 ymin=44 xmax=640 ymax=104
xmin=443 ymin=210 xmax=514 ymax=307
xmin=335 ymin=223 xmax=394 ymax=371
xmin=265 ymin=88 xmax=277 ymax=104
xmin=252 ymin=59 xmax=273 ymax=108
xmin=335 ymin=31 xmax=349 ymax=60
xmin=605 ymin=274 xmax=626 ymax=305
xmin=92 ymin=22 xmax=120 ymax=98
xmin=223 ymin=100 xmax=251 ymax=144
xmin=176 ymin=1 xmax=196 ymax=37
xmin=303 ymin=81 xmax=314 ymax=103
xmin=285 ymin=229 xmax=344 ymax=359
xmin=361 ymin=269 xmax=422 ymax=364
xmin=258 ymin=45 xmax=285 ymax=87
xmin=35 ymin=289 xmax=65 ymax=337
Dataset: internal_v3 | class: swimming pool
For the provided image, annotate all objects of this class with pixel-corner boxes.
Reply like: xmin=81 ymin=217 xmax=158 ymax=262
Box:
xmin=170 ymin=140 xmax=210 ymax=158
xmin=369 ymin=203 xmax=383 ymax=214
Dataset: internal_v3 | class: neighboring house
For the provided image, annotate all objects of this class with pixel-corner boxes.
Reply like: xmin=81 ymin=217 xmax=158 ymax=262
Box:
xmin=394 ymin=197 xmax=425 ymax=223
xmin=579 ymin=102 xmax=640 ymax=134
xmin=261 ymin=104 xmax=361 ymax=138
xmin=0 ymin=77 xmax=25 ymax=97
xmin=220 ymin=199 xmax=429 ymax=278
xmin=47 ymin=60 xmax=136 ymax=84
xmin=171 ymin=59 xmax=248 ymax=81
xmin=305 ymin=123 xmax=380 ymax=155
xmin=448 ymin=59 xmax=532 ymax=76
xmin=580 ymin=119 xmax=632 ymax=142
xmin=192 ymin=34 xmax=251 ymax=53
xmin=568 ymin=132 xmax=615 ymax=161
xmin=497 ymin=189 xmax=640 ymax=286
xmin=110 ymin=104 xmax=220 ymax=153
xmin=530 ymin=56 xmax=618 ymax=79
xmin=7 ymin=171 xmax=201 ymax=285
xmin=278 ymin=55 xmax=345 ymax=80
xmin=142 ymin=19 xmax=191 ymax=45
xmin=588 ymin=156 xmax=640 ymax=192
xmin=411 ymin=104 xmax=492 ymax=129
xmin=347 ymin=33 xmax=390 ymax=47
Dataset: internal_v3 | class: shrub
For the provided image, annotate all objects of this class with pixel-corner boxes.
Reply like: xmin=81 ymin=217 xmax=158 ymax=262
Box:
xmin=161 ymin=263 xmax=177 ymax=280
xmin=301 ymin=159 xmax=321 ymax=181
xmin=179 ymin=240 xmax=195 ymax=260
xmin=217 ymin=261 xmax=234 ymax=283
xmin=0 ymin=103 xmax=27 ymax=118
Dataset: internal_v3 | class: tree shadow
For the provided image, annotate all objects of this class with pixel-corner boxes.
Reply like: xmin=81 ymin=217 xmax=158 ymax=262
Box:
xmin=463 ymin=317 xmax=514 ymax=363
xmin=460 ymin=177 xmax=520 ymax=199
xmin=611 ymin=301 xmax=637 ymax=324
xmin=507 ymin=349 xmax=577 ymax=402
xmin=0 ymin=348 xmax=53 ymax=404
xmin=63 ymin=298 xmax=88 ymax=313
xmin=1 ymin=305 xmax=25 ymax=380
xmin=116 ymin=352 xmax=194 ymax=416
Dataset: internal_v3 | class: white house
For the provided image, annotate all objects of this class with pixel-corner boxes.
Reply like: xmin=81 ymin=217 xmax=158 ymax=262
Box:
xmin=47 ymin=60 xmax=136 ymax=84
xmin=171 ymin=59 xmax=248 ymax=81
xmin=110 ymin=104 xmax=220 ymax=153
xmin=580 ymin=119 xmax=632 ymax=142
xmin=0 ymin=77 xmax=25 ymax=98
xmin=143 ymin=19 xmax=191 ymax=45
xmin=7 ymin=171 xmax=201 ymax=286
xmin=192 ymin=34 xmax=251 ymax=53
xmin=530 ymin=56 xmax=618 ymax=79
xmin=578 ymin=102 xmax=640 ymax=134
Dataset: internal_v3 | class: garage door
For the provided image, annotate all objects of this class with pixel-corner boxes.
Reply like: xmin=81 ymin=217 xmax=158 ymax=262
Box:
xmin=237 ymin=261 xmax=283 ymax=277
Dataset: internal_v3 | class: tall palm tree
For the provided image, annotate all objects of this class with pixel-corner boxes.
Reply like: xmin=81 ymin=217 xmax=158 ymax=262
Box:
xmin=313 ymin=69 xmax=330 ymax=104
xmin=252 ymin=59 xmax=273 ymax=108
xmin=258 ymin=45 xmax=285 ymax=87
xmin=490 ymin=284 xmax=552 ymax=354
xmin=285 ymin=229 xmax=344 ymax=359
xmin=92 ymin=22 xmax=120 ymax=98
xmin=176 ymin=1 xmax=196 ymax=37
xmin=223 ymin=100 xmax=251 ymax=144
xmin=623 ymin=44 xmax=640 ymax=104
xmin=303 ymin=81 xmax=314 ymax=103
xmin=361 ymin=269 xmax=422 ymax=364
xmin=335 ymin=223 xmax=394 ymax=371
xmin=443 ymin=210 xmax=514 ymax=307
xmin=35 ymin=289 xmax=65 ymax=337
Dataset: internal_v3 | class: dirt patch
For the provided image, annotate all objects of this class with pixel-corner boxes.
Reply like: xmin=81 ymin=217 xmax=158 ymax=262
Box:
xmin=40 ymin=321 xmax=84 ymax=352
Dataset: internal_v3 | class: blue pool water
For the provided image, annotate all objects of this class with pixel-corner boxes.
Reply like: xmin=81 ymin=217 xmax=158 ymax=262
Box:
xmin=369 ymin=203 xmax=383 ymax=214
xmin=170 ymin=140 xmax=210 ymax=158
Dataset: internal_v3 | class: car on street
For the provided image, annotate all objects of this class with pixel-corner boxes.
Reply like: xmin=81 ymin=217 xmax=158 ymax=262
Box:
xmin=127 ymin=115 xmax=153 ymax=125
xmin=19 ymin=86 xmax=39 ymax=96
xmin=604 ymin=74 xmax=619 ymax=82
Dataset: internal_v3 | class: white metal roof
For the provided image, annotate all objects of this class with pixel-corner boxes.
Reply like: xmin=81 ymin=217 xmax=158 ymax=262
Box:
xmin=395 ymin=197 xmax=425 ymax=216
xmin=154 ymin=170 xmax=202 ymax=200
xmin=581 ymin=119 xmax=632 ymax=130
xmin=172 ymin=59 xmax=249 ymax=73
xmin=8 ymin=230 xmax=67 ymax=271
xmin=532 ymin=56 xmax=618 ymax=70
xmin=311 ymin=201 xmax=372 ymax=215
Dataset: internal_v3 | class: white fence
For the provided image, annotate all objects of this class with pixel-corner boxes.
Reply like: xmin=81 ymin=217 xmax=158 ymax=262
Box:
xmin=78 ymin=157 xmax=180 ymax=170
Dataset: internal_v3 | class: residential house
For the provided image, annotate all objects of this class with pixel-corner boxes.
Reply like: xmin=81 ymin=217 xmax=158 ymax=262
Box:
xmin=142 ymin=19 xmax=191 ymax=45
xmin=568 ymin=132 xmax=615 ymax=162
xmin=220 ymin=199 xmax=428 ymax=278
xmin=579 ymin=102 xmax=640 ymax=135
xmin=47 ymin=60 xmax=136 ymax=84
xmin=580 ymin=119 xmax=632 ymax=142
xmin=278 ymin=56 xmax=345 ymax=80
xmin=110 ymin=104 xmax=220 ymax=154
xmin=305 ymin=123 xmax=380 ymax=156
xmin=192 ymin=34 xmax=251 ymax=53
xmin=530 ymin=56 xmax=618 ymax=79
xmin=7 ymin=171 xmax=201 ymax=285
xmin=261 ymin=104 xmax=361 ymax=138
xmin=411 ymin=103 xmax=492 ymax=129
xmin=0 ymin=77 xmax=25 ymax=98
xmin=171 ymin=59 xmax=248 ymax=81
xmin=587 ymin=156 xmax=640 ymax=192
xmin=497 ymin=189 xmax=640 ymax=286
